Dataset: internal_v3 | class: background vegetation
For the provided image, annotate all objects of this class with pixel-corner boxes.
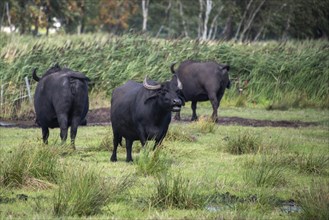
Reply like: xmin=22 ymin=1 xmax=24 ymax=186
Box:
xmin=0 ymin=34 xmax=328 ymax=118
xmin=1 ymin=0 xmax=328 ymax=41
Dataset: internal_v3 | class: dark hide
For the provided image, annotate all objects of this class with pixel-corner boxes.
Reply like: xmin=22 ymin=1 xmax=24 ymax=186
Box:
xmin=33 ymin=64 xmax=89 ymax=148
xmin=110 ymin=75 xmax=182 ymax=162
xmin=171 ymin=60 xmax=230 ymax=121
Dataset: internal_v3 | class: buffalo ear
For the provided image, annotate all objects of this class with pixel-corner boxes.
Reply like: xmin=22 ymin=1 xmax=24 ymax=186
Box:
xmin=144 ymin=93 xmax=159 ymax=104
xmin=222 ymin=65 xmax=230 ymax=71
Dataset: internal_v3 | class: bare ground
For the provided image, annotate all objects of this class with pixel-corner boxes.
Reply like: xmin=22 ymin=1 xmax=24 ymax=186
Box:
xmin=0 ymin=108 xmax=318 ymax=128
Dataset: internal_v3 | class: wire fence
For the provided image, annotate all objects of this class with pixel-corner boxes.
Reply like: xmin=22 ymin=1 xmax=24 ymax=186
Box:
xmin=0 ymin=77 xmax=35 ymax=118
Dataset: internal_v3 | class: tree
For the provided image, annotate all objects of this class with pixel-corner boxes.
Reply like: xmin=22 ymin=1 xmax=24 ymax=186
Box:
xmin=142 ymin=0 xmax=149 ymax=32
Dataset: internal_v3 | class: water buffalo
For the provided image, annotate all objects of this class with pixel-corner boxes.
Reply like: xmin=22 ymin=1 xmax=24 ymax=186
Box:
xmin=110 ymin=75 xmax=183 ymax=162
xmin=33 ymin=64 xmax=89 ymax=148
xmin=171 ymin=60 xmax=231 ymax=121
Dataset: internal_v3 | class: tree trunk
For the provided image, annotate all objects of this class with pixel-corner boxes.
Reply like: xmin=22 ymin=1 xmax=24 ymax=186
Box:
xmin=239 ymin=0 xmax=266 ymax=42
xmin=142 ymin=0 xmax=150 ymax=32
xmin=234 ymin=0 xmax=253 ymax=41
xmin=178 ymin=0 xmax=189 ymax=38
xmin=221 ymin=16 xmax=232 ymax=40
xmin=5 ymin=2 xmax=13 ymax=32
xmin=156 ymin=0 xmax=172 ymax=38
xmin=207 ymin=6 xmax=223 ymax=39
xmin=34 ymin=17 xmax=39 ymax=36
xmin=198 ymin=0 xmax=203 ymax=39
xmin=201 ymin=0 xmax=213 ymax=40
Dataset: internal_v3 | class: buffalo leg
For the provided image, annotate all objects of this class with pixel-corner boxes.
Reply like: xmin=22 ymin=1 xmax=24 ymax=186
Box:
xmin=42 ymin=127 xmax=49 ymax=144
xmin=126 ymin=139 xmax=134 ymax=162
xmin=110 ymin=132 xmax=120 ymax=162
xmin=153 ymin=137 xmax=164 ymax=150
xmin=209 ymin=93 xmax=219 ymax=122
xmin=70 ymin=116 xmax=81 ymax=149
xmin=57 ymin=114 xmax=68 ymax=144
xmin=174 ymin=111 xmax=181 ymax=120
xmin=191 ymin=101 xmax=198 ymax=121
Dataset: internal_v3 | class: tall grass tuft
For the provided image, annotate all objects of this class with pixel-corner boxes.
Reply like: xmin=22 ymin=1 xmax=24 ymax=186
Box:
xmin=244 ymin=155 xmax=286 ymax=187
xmin=135 ymin=143 xmax=171 ymax=176
xmin=191 ymin=116 xmax=217 ymax=134
xmin=295 ymin=179 xmax=329 ymax=220
xmin=226 ymin=131 xmax=261 ymax=155
xmin=294 ymin=152 xmax=329 ymax=175
xmin=165 ymin=126 xmax=196 ymax=142
xmin=150 ymin=173 xmax=205 ymax=209
xmin=53 ymin=164 xmax=134 ymax=217
xmin=0 ymin=143 xmax=59 ymax=188
xmin=274 ymin=152 xmax=329 ymax=175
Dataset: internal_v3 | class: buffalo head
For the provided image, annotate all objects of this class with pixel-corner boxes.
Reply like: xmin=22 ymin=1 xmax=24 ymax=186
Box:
xmin=143 ymin=75 xmax=183 ymax=112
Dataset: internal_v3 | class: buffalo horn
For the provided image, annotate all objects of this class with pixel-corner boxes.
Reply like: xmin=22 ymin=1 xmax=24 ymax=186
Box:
xmin=143 ymin=77 xmax=161 ymax=90
xmin=177 ymin=77 xmax=183 ymax=90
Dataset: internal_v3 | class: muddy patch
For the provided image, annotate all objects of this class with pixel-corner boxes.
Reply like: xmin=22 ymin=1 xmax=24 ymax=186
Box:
xmin=0 ymin=107 xmax=318 ymax=128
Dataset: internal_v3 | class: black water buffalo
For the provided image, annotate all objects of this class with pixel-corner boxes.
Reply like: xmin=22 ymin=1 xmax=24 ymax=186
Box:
xmin=171 ymin=60 xmax=231 ymax=121
xmin=110 ymin=75 xmax=183 ymax=162
xmin=33 ymin=64 xmax=89 ymax=148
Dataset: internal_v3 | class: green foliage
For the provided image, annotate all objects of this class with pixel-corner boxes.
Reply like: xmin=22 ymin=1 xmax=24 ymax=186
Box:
xmin=150 ymin=173 xmax=205 ymax=209
xmin=0 ymin=143 xmax=60 ymax=188
xmin=226 ymin=131 xmax=261 ymax=155
xmin=244 ymin=155 xmax=286 ymax=188
xmin=295 ymin=179 xmax=329 ymax=220
xmin=0 ymin=35 xmax=328 ymax=117
xmin=135 ymin=144 xmax=171 ymax=176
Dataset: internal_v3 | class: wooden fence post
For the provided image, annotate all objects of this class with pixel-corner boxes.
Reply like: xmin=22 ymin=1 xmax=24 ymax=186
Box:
xmin=25 ymin=76 xmax=33 ymax=105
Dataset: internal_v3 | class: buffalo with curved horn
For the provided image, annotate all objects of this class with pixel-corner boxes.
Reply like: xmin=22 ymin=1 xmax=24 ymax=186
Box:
xmin=110 ymin=74 xmax=183 ymax=162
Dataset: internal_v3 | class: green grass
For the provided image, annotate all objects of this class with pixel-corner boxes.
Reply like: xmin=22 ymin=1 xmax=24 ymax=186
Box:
xmin=0 ymin=107 xmax=328 ymax=219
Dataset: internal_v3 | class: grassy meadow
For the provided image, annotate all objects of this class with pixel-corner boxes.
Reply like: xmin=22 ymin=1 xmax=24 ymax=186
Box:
xmin=1 ymin=106 xmax=329 ymax=219
xmin=0 ymin=34 xmax=329 ymax=219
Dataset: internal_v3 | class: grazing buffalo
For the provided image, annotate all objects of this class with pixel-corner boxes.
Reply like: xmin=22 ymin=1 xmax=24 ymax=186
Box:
xmin=110 ymin=75 xmax=183 ymax=162
xmin=33 ymin=64 xmax=89 ymax=148
xmin=171 ymin=60 xmax=231 ymax=121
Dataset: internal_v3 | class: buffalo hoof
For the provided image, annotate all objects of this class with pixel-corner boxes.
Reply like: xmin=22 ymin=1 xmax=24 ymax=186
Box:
xmin=110 ymin=156 xmax=117 ymax=162
xmin=191 ymin=116 xmax=198 ymax=121
xmin=174 ymin=116 xmax=181 ymax=121
xmin=126 ymin=158 xmax=133 ymax=163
